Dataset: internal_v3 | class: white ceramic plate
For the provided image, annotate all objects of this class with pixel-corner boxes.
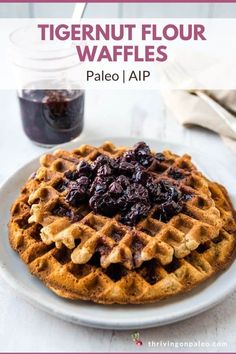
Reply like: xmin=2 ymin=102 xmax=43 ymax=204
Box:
xmin=0 ymin=137 xmax=236 ymax=330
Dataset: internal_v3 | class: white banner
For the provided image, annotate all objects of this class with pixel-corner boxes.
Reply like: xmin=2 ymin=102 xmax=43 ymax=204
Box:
xmin=1 ymin=18 xmax=236 ymax=89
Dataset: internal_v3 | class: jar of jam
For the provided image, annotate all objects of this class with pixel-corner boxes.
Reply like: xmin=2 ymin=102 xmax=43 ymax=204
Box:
xmin=10 ymin=26 xmax=85 ymax=147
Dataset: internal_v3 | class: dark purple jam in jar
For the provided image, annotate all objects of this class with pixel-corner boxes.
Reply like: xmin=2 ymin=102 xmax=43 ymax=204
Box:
xmin=18 ymin=89 xmax=84 ymax=146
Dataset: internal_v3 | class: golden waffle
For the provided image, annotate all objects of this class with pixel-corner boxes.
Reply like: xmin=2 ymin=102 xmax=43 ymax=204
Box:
xmin=25 ymin=142 xmax=225 ymax=269
xmin=8 ymin=142 xmax=236 ymax=304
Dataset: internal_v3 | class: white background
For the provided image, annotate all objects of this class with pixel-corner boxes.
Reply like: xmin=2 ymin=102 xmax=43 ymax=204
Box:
xmin=4 ymin=18 xmax=236 ymax=90
xmin=0 ymin=3 xmax=236 ymax=353
xmin=1 ymin=2 xmax=236 ymax=18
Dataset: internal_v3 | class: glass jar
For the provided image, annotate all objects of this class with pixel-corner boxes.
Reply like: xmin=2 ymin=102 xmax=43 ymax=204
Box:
xmin=10 ymin=26 xmax=85 ymax=147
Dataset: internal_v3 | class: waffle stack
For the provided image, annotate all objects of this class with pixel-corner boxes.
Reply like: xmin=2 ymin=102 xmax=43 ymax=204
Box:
xmin=9 ymin=142 xmax=236 ymax=304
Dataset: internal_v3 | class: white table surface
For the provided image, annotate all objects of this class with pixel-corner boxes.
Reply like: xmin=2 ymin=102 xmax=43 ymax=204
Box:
xmin=0 ymin=89 xmax=236 ymax=352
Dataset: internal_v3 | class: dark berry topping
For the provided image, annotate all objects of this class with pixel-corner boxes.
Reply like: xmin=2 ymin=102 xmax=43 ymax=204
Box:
xmin=118 ymin=160 xmax=135 ymax=175
xmin=66 ymin=189 xmax=82 ymax=207
xmin=97 ymin=164 xmax=112 ymax=177
xmin=168 ymin=168 xmax=184 ymax=180
xmin=51 ymin=203 xmax=71 ymax=218
xmin=116 ymin=175 xmax=130 ymax=187
xmin=89 ymin=193 xmax=117 ymax=216
xmin=155 ymin=153 xmax=165 ymax=162
xmin=76 ymin=160 xmax=92 ymax=177
xmin=117 ymin=195 xmax=129 ymax=212
xmin=54 ymin=179 xmax=67 ymax=192
xmin=133 ymin=141 xmax=151 ymax=156
xmin=66 ymin=176 xmax=90 ymax=206
xmin=64 ymin=170 xmax=79 ymax=181
xmin=146 ymin=180 xmax=161 ymax=202
xmin=62 ymin=142 xmax=192 ymax=226
xmin=132 ymin=169 xmax=149 ymax=185
xmin=90 ymin=176 xmax=109 ymax=195
xmin=108 ymin=181 xmax=123 ymax=195
xmin=133 ymin=141 xmax=152 ymax=167
xmin=125 ymin=183 xmax=149 ymax=204
xmin=122 ymin=203 xmax=150 ymax=226
xmin=91 ymin=155 xmax=110 ymax=172
xmin=123 ymin=150 xmax=136 ymax=162
xmin=160 ymin=200 xmax=182 ymax=222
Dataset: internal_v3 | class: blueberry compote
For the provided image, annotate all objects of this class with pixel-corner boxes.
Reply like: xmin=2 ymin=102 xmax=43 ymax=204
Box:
xmin=56 ymin=142 xmax=193 ymax=227
xmin=19 ymin=89 xmax=84 ymax=146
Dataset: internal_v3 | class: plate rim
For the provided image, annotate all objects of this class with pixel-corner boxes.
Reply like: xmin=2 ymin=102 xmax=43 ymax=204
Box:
xmin=1 ymin=136 xmax=236 ymax=330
